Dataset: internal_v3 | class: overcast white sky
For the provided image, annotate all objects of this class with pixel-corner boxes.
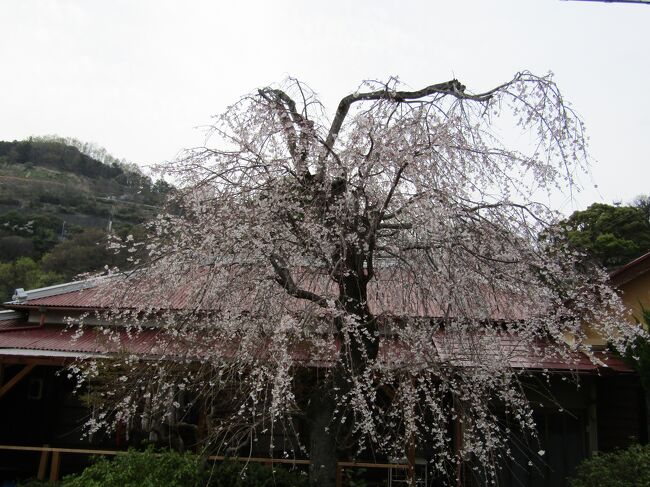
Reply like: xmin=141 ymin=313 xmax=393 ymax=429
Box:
xmin=1 ymin=0 xmax=648 ymax=213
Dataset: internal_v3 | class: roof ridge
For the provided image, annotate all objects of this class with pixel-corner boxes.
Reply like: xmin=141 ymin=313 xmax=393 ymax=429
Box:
xmin=7 ymin=278 xmax=101 ymax=304
xmin=609 ymin=251 xmax=650 ymax=286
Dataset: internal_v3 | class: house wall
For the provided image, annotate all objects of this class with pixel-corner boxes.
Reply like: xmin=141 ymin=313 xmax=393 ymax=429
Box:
xmin=597 ymin=375 xmax=646 ymax=451
xmin=577 ymin=267 xmax=650 ymax=348
xmin=496 ymin=409 xmax=587 ymax=487
xmin=618 ymin=271 xmax=650 ymax=324
xmin=0 ymin=364 xmax=117 ymax=481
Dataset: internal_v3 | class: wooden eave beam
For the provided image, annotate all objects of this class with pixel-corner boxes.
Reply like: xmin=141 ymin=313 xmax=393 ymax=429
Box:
xmin=0 ymin=363 xmax=36 ymax=399
xmin=0 ymin=356 xmax=68 ymax=367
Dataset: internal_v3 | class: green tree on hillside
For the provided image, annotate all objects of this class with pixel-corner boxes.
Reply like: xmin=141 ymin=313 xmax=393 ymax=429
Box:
xmin=40 ymin=228 xmax=116 ymax=280
xmin=563 ymin=201 xmax=650 ymax=268
xmin=0 ymin=235 xmax=36 ymax=261
xmin=0 ymin=211 xmax=62 ymax=259
xmin=0 ymin=257 xmax=62 ymax=302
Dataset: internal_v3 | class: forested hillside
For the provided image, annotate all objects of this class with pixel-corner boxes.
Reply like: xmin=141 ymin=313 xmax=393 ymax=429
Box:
xmin=0 ymin=137 xmax=170 ymax=300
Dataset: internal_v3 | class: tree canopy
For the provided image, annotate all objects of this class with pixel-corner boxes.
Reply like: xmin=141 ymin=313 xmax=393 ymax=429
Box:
xmin=74 ymin=73 xmax=642 ymax=487
xmin=0 ymin=257 xmax=62 ymax=301
xmin=563 ymin=202 xmax=650 ymax=268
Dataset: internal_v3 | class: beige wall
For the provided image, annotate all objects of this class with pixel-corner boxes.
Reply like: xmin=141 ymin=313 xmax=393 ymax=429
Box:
xmin=571 ymin=270 xmax=650 ymax=348
xmin=618 ymin=271 xmax=650 ymax=325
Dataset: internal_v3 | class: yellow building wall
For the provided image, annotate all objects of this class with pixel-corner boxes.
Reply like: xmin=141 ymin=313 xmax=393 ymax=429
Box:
xmin=572 ymin=270 xmax=650 ymax=348
xmin=618 ymin=271 xmax=650 ymax=325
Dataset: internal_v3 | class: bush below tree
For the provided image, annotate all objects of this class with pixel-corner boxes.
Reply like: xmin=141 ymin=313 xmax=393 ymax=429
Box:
xmin=568 ymin=444 xmax=650 ymax=487
xmin=18 ymin=448 xmax=308 ymax=487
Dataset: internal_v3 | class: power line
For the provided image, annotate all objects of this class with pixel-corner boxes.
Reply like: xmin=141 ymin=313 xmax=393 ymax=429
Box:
xmin=563 ymin=0 xmax=650 ymax=4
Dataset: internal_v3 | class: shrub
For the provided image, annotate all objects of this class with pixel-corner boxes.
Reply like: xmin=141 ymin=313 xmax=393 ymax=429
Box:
xmin=47 ymin=448 xmax=307 ymax=487
xmin=18 ymin=480 xmax=59 ymax=487
xmin=61 ymin=447 xmax=203 ymax=487
xmin=568 ymin=444 xmax=650 ymax=487
xmin=205 ymin=461 xmax=308 ymax=487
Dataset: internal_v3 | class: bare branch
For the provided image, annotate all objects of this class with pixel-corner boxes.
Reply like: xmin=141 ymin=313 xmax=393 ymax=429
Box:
xmin=257 ymin=87 xmax=312 ymax=177
xmin=269 ymin=253 xmax=330 ymax=308
xmin=323 ymin=78 xmax=500 ymax=154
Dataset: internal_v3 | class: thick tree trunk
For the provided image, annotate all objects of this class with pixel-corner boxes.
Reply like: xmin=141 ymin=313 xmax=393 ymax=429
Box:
xmin=304 ymin=244 xmax=377 ymax=486
xmin=307 ymin=389 xmax=338 ymax=487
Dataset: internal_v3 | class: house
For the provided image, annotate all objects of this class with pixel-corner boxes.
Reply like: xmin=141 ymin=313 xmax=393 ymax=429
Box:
xmin=610 ymin=251 xmax=650 ymax=323
xmin=0 ymin=257 xmax=648 ymax=486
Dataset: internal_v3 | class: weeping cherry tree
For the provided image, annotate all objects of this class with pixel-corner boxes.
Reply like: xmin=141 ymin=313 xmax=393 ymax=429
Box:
xmin=75 ymin=73 xmax=641 ymax=486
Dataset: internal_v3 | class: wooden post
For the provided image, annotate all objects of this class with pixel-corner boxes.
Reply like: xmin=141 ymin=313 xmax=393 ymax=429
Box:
xmin=335 ymin=463 xmax=343 ymax=487
xmin=0 ymin=364 xmax=36 ymax=399
xmin=37 ymin=445 xmax=50 ymax=481
xmin=49 ymin=451 xmax=61 ymax=481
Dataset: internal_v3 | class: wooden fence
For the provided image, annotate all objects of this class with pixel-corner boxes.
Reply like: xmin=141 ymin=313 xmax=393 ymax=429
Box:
xmin=0 ymin=444 xmax=412 ymax=487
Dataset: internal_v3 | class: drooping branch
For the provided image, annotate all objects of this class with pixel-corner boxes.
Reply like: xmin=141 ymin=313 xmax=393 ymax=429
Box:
xmin=381 ymin=193 xmax=426 ymax=221
xmin=377 ymin=222 xmax=413 ymax=230
xmin=464 ymin=201 xmax=551 ymax=226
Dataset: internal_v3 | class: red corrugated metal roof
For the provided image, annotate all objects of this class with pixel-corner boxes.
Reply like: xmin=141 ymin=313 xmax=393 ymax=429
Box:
xmin=0 ymin=319 xmax=35 ymax=331
xmin=0 ymin=324 xmax=159 ymax=356
xmin=386 ymin=331 xmax=632 ymax=373
xmin=0 ymin=273 xmax=634 ymax=372
xmin=13 ymin=287 xmax=108 ymax=309
xmin=7 ymin=272 xmax=532 ymax=321
xmin=0 ymin=324 xmax=632 ymax=373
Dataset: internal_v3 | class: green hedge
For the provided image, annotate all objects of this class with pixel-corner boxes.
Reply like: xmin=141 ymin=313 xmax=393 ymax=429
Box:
xmin=19 ymin=448 xmax=308 ymax=487
xmin=204 ymin=460 xmax=307 ymax=487
xmin=569 ymin=444 xmax=650 ymax=487
xmin=61 ymin=447 xmax=201 ymax=487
